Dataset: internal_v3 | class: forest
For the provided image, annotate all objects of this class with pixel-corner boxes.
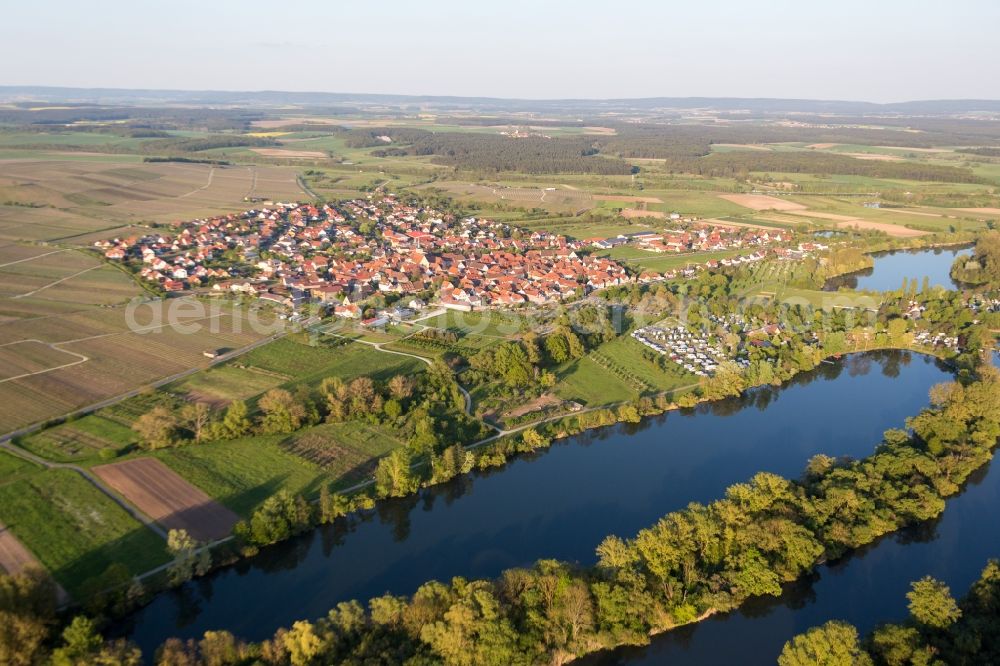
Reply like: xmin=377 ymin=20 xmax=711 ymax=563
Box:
xmin=332 ymin=124 xmax=988 ymax=180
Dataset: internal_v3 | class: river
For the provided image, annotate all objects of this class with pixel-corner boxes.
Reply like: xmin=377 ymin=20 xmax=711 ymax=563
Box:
xmin=588 ymin=352 xmax=1000 ymax=665
xmin=122 ymin=351 xmax=953 ymax=655
xmin=824 ymin=245 xmax=971 ymax=292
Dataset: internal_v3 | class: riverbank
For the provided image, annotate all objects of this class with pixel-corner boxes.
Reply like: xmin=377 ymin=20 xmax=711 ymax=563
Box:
xmin=109 ymin=342 xmax=952 ymax=605
xmin=124 ymin=356 xmax=1000 ymax=664
xmin=822 ymin=238 xmax=975 ymax=292
xmin=113 ymin=348 xmax=959 ymax=656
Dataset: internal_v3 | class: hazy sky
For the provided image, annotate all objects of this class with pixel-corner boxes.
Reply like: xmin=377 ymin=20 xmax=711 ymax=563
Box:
xmin=4 ymin=0 xmax=999 ymax=101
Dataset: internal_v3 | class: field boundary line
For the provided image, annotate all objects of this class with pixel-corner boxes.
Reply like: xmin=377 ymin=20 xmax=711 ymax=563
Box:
xmin=177 ymin=166 xmax=215 ymax=199
xmin=0 ymin=249 xmax=68 ymax=268
xmin=0 ymin=339 xmax=89 ymax=384
xmin=0 ymin=330 xmax=288 ymax=443
xmin=13 ymin=264 xmax=103 ymax=299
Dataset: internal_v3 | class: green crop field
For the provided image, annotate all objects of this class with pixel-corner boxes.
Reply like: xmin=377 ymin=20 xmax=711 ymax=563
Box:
xmin=236 ymin=337 xmax=425 ymax=386
xmin=151 ymin=436 xmax=331 ymax=517
xmin=18 ymin=414 xmax=137 ymax=463
xmin=598 ymin=246 xmax=749 ymax=272
xmin=596 ymin=336 xmax=698 ymax=392
xmin=281 ymin=421 xmax=406 ymax=490
xmin=0 ymin=457 xmax=169 ymax=594
xmin=173 ymin=364 xmax=288 ymax=404
xmin=553 ymin=356 xmax=636 ymax=406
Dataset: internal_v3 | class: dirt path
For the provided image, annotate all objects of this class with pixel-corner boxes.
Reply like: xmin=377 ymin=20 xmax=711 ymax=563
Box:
xmin=178 ymin=166 xmax=215 ymax=199
xmin=12 ymin=264 xmax=103 ymax=299
xmin=297 ymin=174 xmax=319 ymax=199
xmin=0 ymin=249 xmax=69 ymax=269
xmin=0 ymin=339 xmax=89 ymax=384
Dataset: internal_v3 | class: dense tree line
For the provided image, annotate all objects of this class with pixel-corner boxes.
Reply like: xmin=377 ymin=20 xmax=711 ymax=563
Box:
xmin=951 ymin=231 xmax=1000 ymax=287
xmin=957 ymin=146 xmax=1000 ymax=157
xmin=779 ymin=560 xmax=1000 ymax=665
xmin=655 ymin=151 xmax=984 ymax=184
xmin=342 ymin=127 xmax=433 ymax=149
xmin=343 ymin=129 xmax=635 ymax=174
xmin=131 ymin=363 xmax=477 ymax=455
xmin=136 ymin=361 xmax=1000 ymax=665
xmin=141 ymin=135 xmax=279 ymax=153
xmin=414 ymin=133 xmax=636 ymax=175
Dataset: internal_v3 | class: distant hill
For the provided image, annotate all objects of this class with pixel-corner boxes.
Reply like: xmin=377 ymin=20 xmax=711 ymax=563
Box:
xmin=1 ymin=86 xmax=999 ymax=116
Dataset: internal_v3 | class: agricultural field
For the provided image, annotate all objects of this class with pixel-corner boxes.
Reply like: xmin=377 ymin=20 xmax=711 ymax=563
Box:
xmin=93 ymin=458 xmax=240 ymax=542
xmin=173 ymin=364 xmax=289 ymax=407
xmin=414 ymin=181 xmax=594 ymax=215
xmin=593 ymin=336 xmax=699 ymax=393
xmin=0 ymin=155 xmax=308 ymax=435
xmin=0 ymin=158 xmax=307 ymax=242
xmin=597 ymin=246 xmax=750 ymax=273
xmin=281 ymin=421 xmax=406 ymax=490
xmin=549 ymin=330 xmax=700 ymax=408
xmin=0 ymin=298 xmax=275 ymax=433
xmin=17 ymin=414 xmax=136 ymax=462
xmin=235 ymin=336 xmax=425 ymax=388
xmin=0 ymin=454 xmax=169 ymax=594
xmin=553 ymin=356 xmax=636 ymax=406
xmin=150 ymin=436 xmax=332 ymax=518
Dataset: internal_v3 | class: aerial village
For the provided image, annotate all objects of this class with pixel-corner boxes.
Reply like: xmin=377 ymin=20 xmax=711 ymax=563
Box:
xmin=95 ymin=195 xmax=823 ymax=326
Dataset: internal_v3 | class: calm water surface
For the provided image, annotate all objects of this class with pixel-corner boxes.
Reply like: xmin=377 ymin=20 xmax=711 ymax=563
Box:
xmin=589 ymin=353 xmax=1000 ymax=665
xmin=824 ymin=246 xmax=971 ymax=292
xmin=122 ymin=351 xmax=953 ymax=655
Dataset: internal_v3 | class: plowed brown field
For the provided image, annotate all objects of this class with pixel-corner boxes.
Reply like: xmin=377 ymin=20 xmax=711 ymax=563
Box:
xmin=94 ymin=458 xmax=238 ymax=542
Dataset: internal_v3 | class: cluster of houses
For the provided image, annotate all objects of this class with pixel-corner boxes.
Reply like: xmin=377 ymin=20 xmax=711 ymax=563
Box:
xmin=967 ymin=295 xmax=1000 ymax=314
xmin=631 ymin=325 xmax=728 ymax=376
xmin=95 ymin=197 xmax=632 ymax=313
xmin=913 ymin=330 xmax=959 ymax=350
xmin=587 ymin=223 xmax=792 ymax=255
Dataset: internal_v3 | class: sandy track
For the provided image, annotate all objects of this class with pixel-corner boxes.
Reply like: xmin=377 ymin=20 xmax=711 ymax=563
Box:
xmin=94 ymin=458 xmax=239 ymax=542
xmin=785 ymin=210 xmax=859 ymax=222
xmin=713 ymin=143 xmax=771 ymax=151
xmin=621 ymin=208 xmax=666 ymax=218
xmin=835 ymin=220 xmax=929 ymax=237
xmin=251 ymin=148 xmax=327 ymax=159
xmin=718 ymin=194 xmax=807 ymax=211
xmin=956 ymin=207 xmax=1000 ymax=215
xmin=879 ymin=208 xmax=942 ymax=218
xmin=842 ymin=152 xmax=903 ymax=162
xmin=595 ymin=195 xmax=663 ymax=203
xmin=0 ymin=522 xmax=41 ymax=575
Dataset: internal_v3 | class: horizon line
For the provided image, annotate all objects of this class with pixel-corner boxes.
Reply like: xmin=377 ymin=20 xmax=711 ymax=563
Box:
xmin=2 ymin=84 xmax=1000 ymax=106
